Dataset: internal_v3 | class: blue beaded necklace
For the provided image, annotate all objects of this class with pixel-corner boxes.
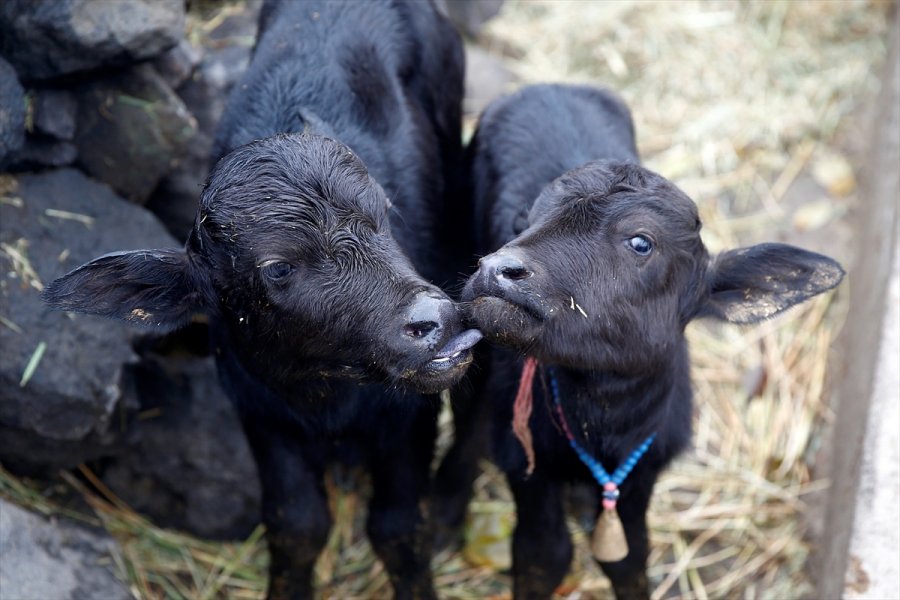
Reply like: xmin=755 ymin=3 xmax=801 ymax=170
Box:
xmin=547 ymin=368 xmax=656 ymax=561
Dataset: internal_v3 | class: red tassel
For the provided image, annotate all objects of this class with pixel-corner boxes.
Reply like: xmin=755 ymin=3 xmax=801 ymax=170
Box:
xmin=512 ymin=356 xmax=538 ymax=476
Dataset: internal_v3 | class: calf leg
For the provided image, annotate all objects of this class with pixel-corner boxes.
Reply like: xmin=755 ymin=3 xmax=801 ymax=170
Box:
xmin=243 ymin=420 xmax=331 ymax=600
xmin=510 ymin=474 xmax=573 ymax=600
xmin=596 ymin=471 xmax=656 ymax=600
xmin=366 ymin=404 xmax=438 ymax=600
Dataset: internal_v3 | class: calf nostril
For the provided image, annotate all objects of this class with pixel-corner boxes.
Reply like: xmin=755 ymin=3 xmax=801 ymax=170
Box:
xmin=500 ymin=265 xmax=530 ymax=280
xmin=405 ymin=320 xmax=439 ymax=338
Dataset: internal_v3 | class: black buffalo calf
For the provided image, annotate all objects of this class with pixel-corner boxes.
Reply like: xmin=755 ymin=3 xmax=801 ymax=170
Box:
xmin=461 ymin=84 xmax=844 ymax=599
xmin=44 ymin=2 xmax=472 ymax=599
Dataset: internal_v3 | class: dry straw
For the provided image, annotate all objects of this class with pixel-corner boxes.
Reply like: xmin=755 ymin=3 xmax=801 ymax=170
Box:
xmin=0 ymin=1 xmax=890 ymax=598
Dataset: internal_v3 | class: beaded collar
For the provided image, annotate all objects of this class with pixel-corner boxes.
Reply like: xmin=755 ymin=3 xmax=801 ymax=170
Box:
xmin=547 ymin=368 xmax=656 ymax=508
xmin=511 ymin=358 xmax=657 ymax=560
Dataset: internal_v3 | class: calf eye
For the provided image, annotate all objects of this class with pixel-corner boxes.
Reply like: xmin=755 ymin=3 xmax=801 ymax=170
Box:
xmin=261 ymin=261 xmax=294 ymax=281
xmin=627 ymin=235 xmax=653 ymax=256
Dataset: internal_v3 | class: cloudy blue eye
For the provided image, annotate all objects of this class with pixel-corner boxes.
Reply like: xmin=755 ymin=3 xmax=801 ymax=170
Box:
xmin=261 ymin=261 xmax=293 ymax=281
xmin=628 ymin=235 xmax=653 ymax=256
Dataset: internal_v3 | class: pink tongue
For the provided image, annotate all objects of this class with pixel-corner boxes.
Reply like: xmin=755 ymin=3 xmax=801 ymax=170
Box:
xmin=434 ymin=329 xmax=483 ymax=358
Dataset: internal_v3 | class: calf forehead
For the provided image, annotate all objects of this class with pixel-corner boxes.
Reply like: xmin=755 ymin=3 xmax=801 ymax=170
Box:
xmin=535 ymin=162 xmax=700 ymax=235
xmin=197 ymin=134 xmax=386 ymax=243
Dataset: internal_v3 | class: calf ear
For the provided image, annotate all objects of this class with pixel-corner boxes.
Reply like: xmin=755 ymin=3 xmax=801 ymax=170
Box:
xmin=41 ymin=249 xmax=203 ymax=332
xmin=701 ymin=243 xmax=845 ymax=324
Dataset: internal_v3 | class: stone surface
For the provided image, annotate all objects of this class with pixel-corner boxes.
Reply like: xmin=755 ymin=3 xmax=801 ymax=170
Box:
xmin=0 ymin=0 xmax=184 ymax=81
xmin=31 ymin=88 xmax=77 ymax=141
xmin=74 ymin=63 xmax=197 ymax=204
xmin=6 ymin=88 xmax=78 ymax=170
xmin=147 ymin=0 xmax=260 ymax=238
xmin=152 ymin=39 xmax=202 ymax=91
xmin=15 ymin=137 xmax=78 ymax=169
xmin=1 ymin=169 xmax=258 ymax=537
xmin=0 ymin=499 xmax=131 ymax=600
xmin=0 ymin=56 xmax=25 ymax=168
xmin=0 ymin=168 xmax=177 ymax=473
xmin=100 ymin=352 xmax=260 ymax=540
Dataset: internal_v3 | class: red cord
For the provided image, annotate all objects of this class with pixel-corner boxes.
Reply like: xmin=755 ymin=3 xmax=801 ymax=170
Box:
xmin=512 ymin=356 xmax=538 ymax=476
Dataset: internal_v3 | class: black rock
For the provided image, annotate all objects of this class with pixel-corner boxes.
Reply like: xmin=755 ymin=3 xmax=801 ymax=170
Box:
xmin=0 ymin=499 xmax=131 ymax=600
xmin=147 ymin=0 xmax=260 ymax=238
xmin=4 ymin=87 xmax=78 ymax=171
xmin=143 ymin=132 xmax=209 ymax=240
xmin=152 ymin=39 xmax=202 ymax=90
xmin=16 ymin=136 xmax=78 ymax=169
xmin=73 ymin=64 xmax=197 ymax=204
xmin=100 ymin=353 xmax=261 ymax=540
xmin=31 ymin=88 xmax=77 ymax=140
xmin=0 ymin=56 xmax=25 ymax=168
xmin=0 ymin=168 xmax=177 ymax=474
xmin=0 ymin=0 xmax=185 ymax=81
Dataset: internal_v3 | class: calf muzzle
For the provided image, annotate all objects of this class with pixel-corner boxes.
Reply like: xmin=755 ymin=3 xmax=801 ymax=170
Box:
xmin=401 ymin=290 xmax=456 ymax=351
xmin=477 ymin=250 xmax=532 ymax=286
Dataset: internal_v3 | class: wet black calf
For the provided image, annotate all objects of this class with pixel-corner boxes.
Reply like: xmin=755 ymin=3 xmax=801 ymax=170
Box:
xmin=461 ymin=84 xmax=844 ymax=599
xmin=43 ymin=2 xmax=472 ymax=599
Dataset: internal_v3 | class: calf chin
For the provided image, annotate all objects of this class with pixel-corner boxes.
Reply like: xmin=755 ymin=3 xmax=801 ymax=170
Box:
xmin=466 ymin=296 xmax=543 ymax=349
xmin=404 ymin=356 xmax=476 ymax=394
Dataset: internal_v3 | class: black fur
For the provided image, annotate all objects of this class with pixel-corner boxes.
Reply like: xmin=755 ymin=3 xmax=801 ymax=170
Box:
xmin=43 ymin=2 xmax=468 ymax=599
xmin=460 ymin=84 xmax=844 ymax=599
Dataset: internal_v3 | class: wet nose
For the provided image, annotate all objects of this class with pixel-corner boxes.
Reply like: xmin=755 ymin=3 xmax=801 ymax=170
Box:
xmin=478 ymin=250 xmax=531 ymax=285
xmin=402 ymin=291 xmax=454 ymax=349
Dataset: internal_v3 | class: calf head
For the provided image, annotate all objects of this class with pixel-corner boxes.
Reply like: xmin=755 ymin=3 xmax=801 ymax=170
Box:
xmin=44 ymin=134 xmax=479 ymax=394
xmin=462 ymin=161 xmax=844 ymax=374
